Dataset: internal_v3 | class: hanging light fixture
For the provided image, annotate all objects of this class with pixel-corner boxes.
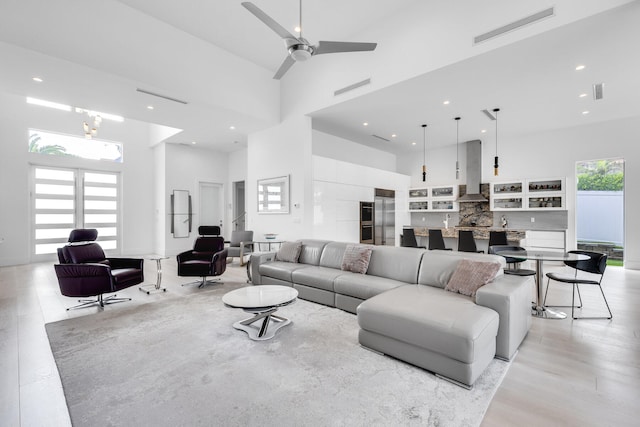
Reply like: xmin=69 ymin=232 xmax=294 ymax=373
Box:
xmin=454 ymin=117 xmax=461 ymax=180
xmin=421 ymin=124 xmax=427 ymax=182
xmin=493 ymin=108 xmax=500 ymax=176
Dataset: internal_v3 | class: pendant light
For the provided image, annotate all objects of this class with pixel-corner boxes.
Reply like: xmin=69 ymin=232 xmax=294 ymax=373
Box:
xmin=421 ymin=124 xmax=427 ymax=182
xmin=493 ymin=108 xmax=500 ymax=176
xmin=454 ymin=117 xmax=461 ymax=180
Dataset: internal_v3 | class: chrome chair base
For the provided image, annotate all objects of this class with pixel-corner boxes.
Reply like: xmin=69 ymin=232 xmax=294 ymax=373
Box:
xmin=66 ymin=294 xmax=131 ymax=311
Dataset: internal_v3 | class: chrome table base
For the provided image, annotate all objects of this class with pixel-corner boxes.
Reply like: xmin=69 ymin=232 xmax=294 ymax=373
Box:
xmin=233 ymin=307 xmax=291 ymax=341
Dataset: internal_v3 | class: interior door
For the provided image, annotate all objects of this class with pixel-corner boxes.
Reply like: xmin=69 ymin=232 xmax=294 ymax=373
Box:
xmin=199 ymin=182 xmax=223 ymax=235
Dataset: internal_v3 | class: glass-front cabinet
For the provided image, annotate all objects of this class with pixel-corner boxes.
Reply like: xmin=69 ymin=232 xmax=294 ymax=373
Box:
xmin=409 ymin=185 xmax=458 ymax=212
xmin=526 ymin=178 xmax=565 ymax=210
xmin=491 ymin=177 xmax=565 ymax=211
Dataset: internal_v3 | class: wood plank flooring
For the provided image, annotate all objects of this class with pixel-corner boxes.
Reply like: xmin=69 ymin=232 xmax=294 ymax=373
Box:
xmin=0 ymin=259 xmax=638 ymax=426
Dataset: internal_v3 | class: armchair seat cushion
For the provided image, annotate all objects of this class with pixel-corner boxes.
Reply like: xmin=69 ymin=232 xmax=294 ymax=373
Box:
xmin=179 ymin=260 xmax=214 ymax=276
xmin=111 ymin=268 xmax=144 ymax=288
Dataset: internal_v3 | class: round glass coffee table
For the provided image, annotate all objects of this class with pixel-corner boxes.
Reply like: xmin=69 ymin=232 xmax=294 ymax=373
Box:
xmin=222 ymin=285 xmax=298 ymax=340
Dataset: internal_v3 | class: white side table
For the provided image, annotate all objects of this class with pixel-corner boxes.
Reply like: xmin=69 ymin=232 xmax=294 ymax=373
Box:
xmin=139 ymin=256 xmax=169 ymax=294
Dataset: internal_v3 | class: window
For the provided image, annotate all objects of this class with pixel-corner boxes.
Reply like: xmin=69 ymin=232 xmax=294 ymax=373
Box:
xmin=28 ymin=129 xmax=123 ymax=163
xmin=32 ymin=166 xmax=120 ymax=259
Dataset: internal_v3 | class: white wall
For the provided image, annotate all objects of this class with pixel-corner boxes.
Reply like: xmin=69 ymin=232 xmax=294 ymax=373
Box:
xmin=0 ymin=92 xmax=155 ymax=266
xmin=313 ymin=156 xmax=410 ymax=243
xmin=227 ymin=148 xmax=248 ymax=230
xmin=398 ymin=116 xmax=640 ymax=269
xmin=311 ymin=130 xmax=397 ymax=172
xmin=162 ymin=143 xmax=230 ymax=256
xmin=247 ymin=116 xmax=314 ymax=242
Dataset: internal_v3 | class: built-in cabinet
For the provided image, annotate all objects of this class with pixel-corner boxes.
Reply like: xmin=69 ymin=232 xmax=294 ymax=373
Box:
xmin=409 ymin=185 xmax=458 ymax=212
xmin=491 ymin=177 xmax=565 ymax=211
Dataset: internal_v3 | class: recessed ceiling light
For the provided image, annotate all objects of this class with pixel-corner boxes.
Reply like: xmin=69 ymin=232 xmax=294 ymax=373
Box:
xmin=191 ymin=141 xmax=197 ymax=144
xmin=229 ymin=125 xmax=235 ymax=130
xmin=411 ymin=141 xmax=416 ymax=146
xmin=363 ymin=122 xmax=368 ymax=126
xmin=582 ymin=110 xmax=590 ymax=115
xmin=147 ymin=105 xmax=154 ymax=110
xmin=32 ymin=77 xmax=43 ymax=83
xmin=579 ymin=93 xmax=588 ymax=98
xmin=443 ymin=100 xmax=450 ymax=105
xmin=481 ymin=129 xmax=487 ymax=133
xmin=575 ymin=65 xmax=586 ymax=71
xmin=294 ymin=26 xmax=301 ymax=33
xmin=391 ymin=134 xmax=397 ymax=138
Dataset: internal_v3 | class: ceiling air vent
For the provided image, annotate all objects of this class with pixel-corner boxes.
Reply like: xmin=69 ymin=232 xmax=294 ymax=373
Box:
xmin=474 ymin=7 xmax=555 ymax=45
xmin=334 ymin=78 xmax=371 ymax=96
xmin=136 ymin=88 xmax=188 ymax=105
xmin=371 ymin=134 xmax=390 ymax=142
xmin=593 ymin=83 xmax=604 ymax=100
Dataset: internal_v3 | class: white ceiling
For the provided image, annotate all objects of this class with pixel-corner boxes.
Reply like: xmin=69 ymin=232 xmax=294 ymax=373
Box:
xmin=0 ymin=0 xmax=637 ymax=154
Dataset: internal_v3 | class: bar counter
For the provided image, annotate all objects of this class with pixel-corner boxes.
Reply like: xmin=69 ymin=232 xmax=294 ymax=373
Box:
xmin=413 ymin=227 xmax=526 ymax=241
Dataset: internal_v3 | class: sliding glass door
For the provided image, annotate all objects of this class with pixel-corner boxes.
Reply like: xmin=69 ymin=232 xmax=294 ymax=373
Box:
xmin=31 ymin=166 xmax=120 ymax=261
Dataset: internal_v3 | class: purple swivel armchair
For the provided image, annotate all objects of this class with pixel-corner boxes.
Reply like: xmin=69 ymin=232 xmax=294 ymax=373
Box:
xmin=54 ymin=229 xmax=144 ymax=310
xmin=177 ymin=226 xmax=228 ymax=288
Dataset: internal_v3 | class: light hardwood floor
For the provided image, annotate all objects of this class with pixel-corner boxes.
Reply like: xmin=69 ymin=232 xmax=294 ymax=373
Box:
xmin=1 ymin=258 xmax=638 ymax=426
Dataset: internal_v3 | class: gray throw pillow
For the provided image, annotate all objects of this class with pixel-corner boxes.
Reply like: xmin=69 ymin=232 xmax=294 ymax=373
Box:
xmin=276 ymin=241 xmax=302 ymax=263
xmin=444 ymin=259 xmax=501 ymax=297
xmin=341 ymin=244 xmax=373 ymax=274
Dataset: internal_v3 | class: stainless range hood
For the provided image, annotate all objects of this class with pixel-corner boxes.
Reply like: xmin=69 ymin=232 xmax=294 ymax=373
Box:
xmin=456 ymin=140 xmax=488 ymax=202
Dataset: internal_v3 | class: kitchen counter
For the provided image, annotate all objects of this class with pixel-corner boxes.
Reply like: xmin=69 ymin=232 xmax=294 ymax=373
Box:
xmin=413 ymin=227 xmax=527 ymax=241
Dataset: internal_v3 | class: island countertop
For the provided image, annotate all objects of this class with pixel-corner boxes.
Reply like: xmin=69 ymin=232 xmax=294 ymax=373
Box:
xmin=413 ymin=227 xmax=527 ymax=241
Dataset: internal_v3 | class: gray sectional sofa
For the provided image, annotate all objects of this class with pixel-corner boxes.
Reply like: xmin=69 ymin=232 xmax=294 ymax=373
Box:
xmin=249 ymin=239 xmax=532 ymax=387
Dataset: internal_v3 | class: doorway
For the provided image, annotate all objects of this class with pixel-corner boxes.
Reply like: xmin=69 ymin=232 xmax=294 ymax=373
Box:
xmin=199 ymin=182 xmax=224 ymax=235
xmin=576 ymin=159 xmax=624 ymax=266
xmin=232 ymin=181 xmax=246 ymax=231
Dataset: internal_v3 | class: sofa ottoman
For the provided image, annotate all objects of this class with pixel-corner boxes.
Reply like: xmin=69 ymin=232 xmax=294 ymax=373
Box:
xmin=357 ymin=284 xmax=499 ymax=388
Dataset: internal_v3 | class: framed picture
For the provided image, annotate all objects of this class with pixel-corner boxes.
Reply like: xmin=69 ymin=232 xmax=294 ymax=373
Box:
xmin=258 ymin=175 xmax=289 ymax=214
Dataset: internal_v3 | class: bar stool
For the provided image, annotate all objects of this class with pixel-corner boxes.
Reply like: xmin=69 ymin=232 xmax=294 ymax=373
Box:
xmin=457 ymin=230 xmax=484 ymax=253
xmin=428 ymin=229 xmax=452 ymax=250
xmin=489 ymin=231 xmax=508 ymax=248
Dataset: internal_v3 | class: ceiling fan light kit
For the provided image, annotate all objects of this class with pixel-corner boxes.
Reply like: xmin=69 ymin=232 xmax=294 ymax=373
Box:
xmin=241 ymin=1 xmax=377 ymax=79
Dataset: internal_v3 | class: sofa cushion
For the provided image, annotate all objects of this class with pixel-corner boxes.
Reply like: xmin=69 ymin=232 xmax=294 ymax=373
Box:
xmin=418 ymin=251 xmax=506 ymax=289
xmin=275 ymin=241 xmax=302 ymax=263
xmin=445 ymin=259 xmax=501 ymax=297
xmin=341 ymin=244 xmax=373 ymax=274
xmin=319 ymin=242 xmax=349 ymax=269
xmin=366 ymin=246 xmax=425 ymax=284
xmin=259 ymin=261 xmax=309 ymax=282
xmin=292 ymin=266 xmax=346 ymax=292
xmin=298 ymin=240 xmax=331 ymax=265
xmin=357 ymin=285 xmax=499 ymax=364
xmin=334 ymin=273 xmax=405 ymax=300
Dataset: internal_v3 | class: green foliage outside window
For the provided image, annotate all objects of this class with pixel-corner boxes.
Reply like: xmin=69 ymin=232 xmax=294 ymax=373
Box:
xmin=577 ymin=159 xmax=624 ymax=191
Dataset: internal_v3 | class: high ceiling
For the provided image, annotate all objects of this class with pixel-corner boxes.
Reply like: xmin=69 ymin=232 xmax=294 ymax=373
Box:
xmin=0 ymin=0 xmax=637 ymax=154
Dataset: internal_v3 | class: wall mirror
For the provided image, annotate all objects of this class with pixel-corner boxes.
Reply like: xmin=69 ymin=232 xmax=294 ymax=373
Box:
xmin=171 ymin=190 xmax=192 ymax=237
xmin=258 ymin=175 xmax=289 ymax=214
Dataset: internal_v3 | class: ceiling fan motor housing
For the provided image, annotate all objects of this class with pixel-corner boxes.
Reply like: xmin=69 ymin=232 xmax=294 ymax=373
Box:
xmin=289 ymin=44 xmax=313 ymax=61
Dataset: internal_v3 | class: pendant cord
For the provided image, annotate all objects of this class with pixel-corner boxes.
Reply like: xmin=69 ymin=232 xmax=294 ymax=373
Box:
xmin=299 ymin=0 xmax=302 ymax=39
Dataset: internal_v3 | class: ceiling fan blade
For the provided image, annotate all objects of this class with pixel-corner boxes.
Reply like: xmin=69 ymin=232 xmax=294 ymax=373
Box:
xmin=241 ymin=2 xmax=298 ymax=40
xmin=314 ymin=41 xmax=377 ymax=55
xmin=273 ymin=56 xmax=296 ymax=80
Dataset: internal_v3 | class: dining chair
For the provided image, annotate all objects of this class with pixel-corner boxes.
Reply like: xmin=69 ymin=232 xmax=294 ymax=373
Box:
xmin=488 ymin=245 xmax=536 ymax=277
xmin=428 ymin=229 xmax=452 ymax=250
xmin=543 ymin=250 xmax=612 ymax=319
xmin=457 ymin=230 xmax=484 ymax=253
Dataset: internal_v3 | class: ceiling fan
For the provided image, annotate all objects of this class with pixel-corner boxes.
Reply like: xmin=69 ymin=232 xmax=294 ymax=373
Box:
xmin=241 ymin=1 xmax=377 ymax=79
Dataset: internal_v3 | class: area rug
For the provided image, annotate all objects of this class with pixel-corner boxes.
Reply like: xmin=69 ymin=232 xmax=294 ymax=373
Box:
xmin=46 ymin=287 xmax=511 ymax=427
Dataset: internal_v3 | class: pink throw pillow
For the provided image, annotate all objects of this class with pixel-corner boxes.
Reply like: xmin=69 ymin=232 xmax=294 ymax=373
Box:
xmin=445 ymin=259 xmax=501 ymax=297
